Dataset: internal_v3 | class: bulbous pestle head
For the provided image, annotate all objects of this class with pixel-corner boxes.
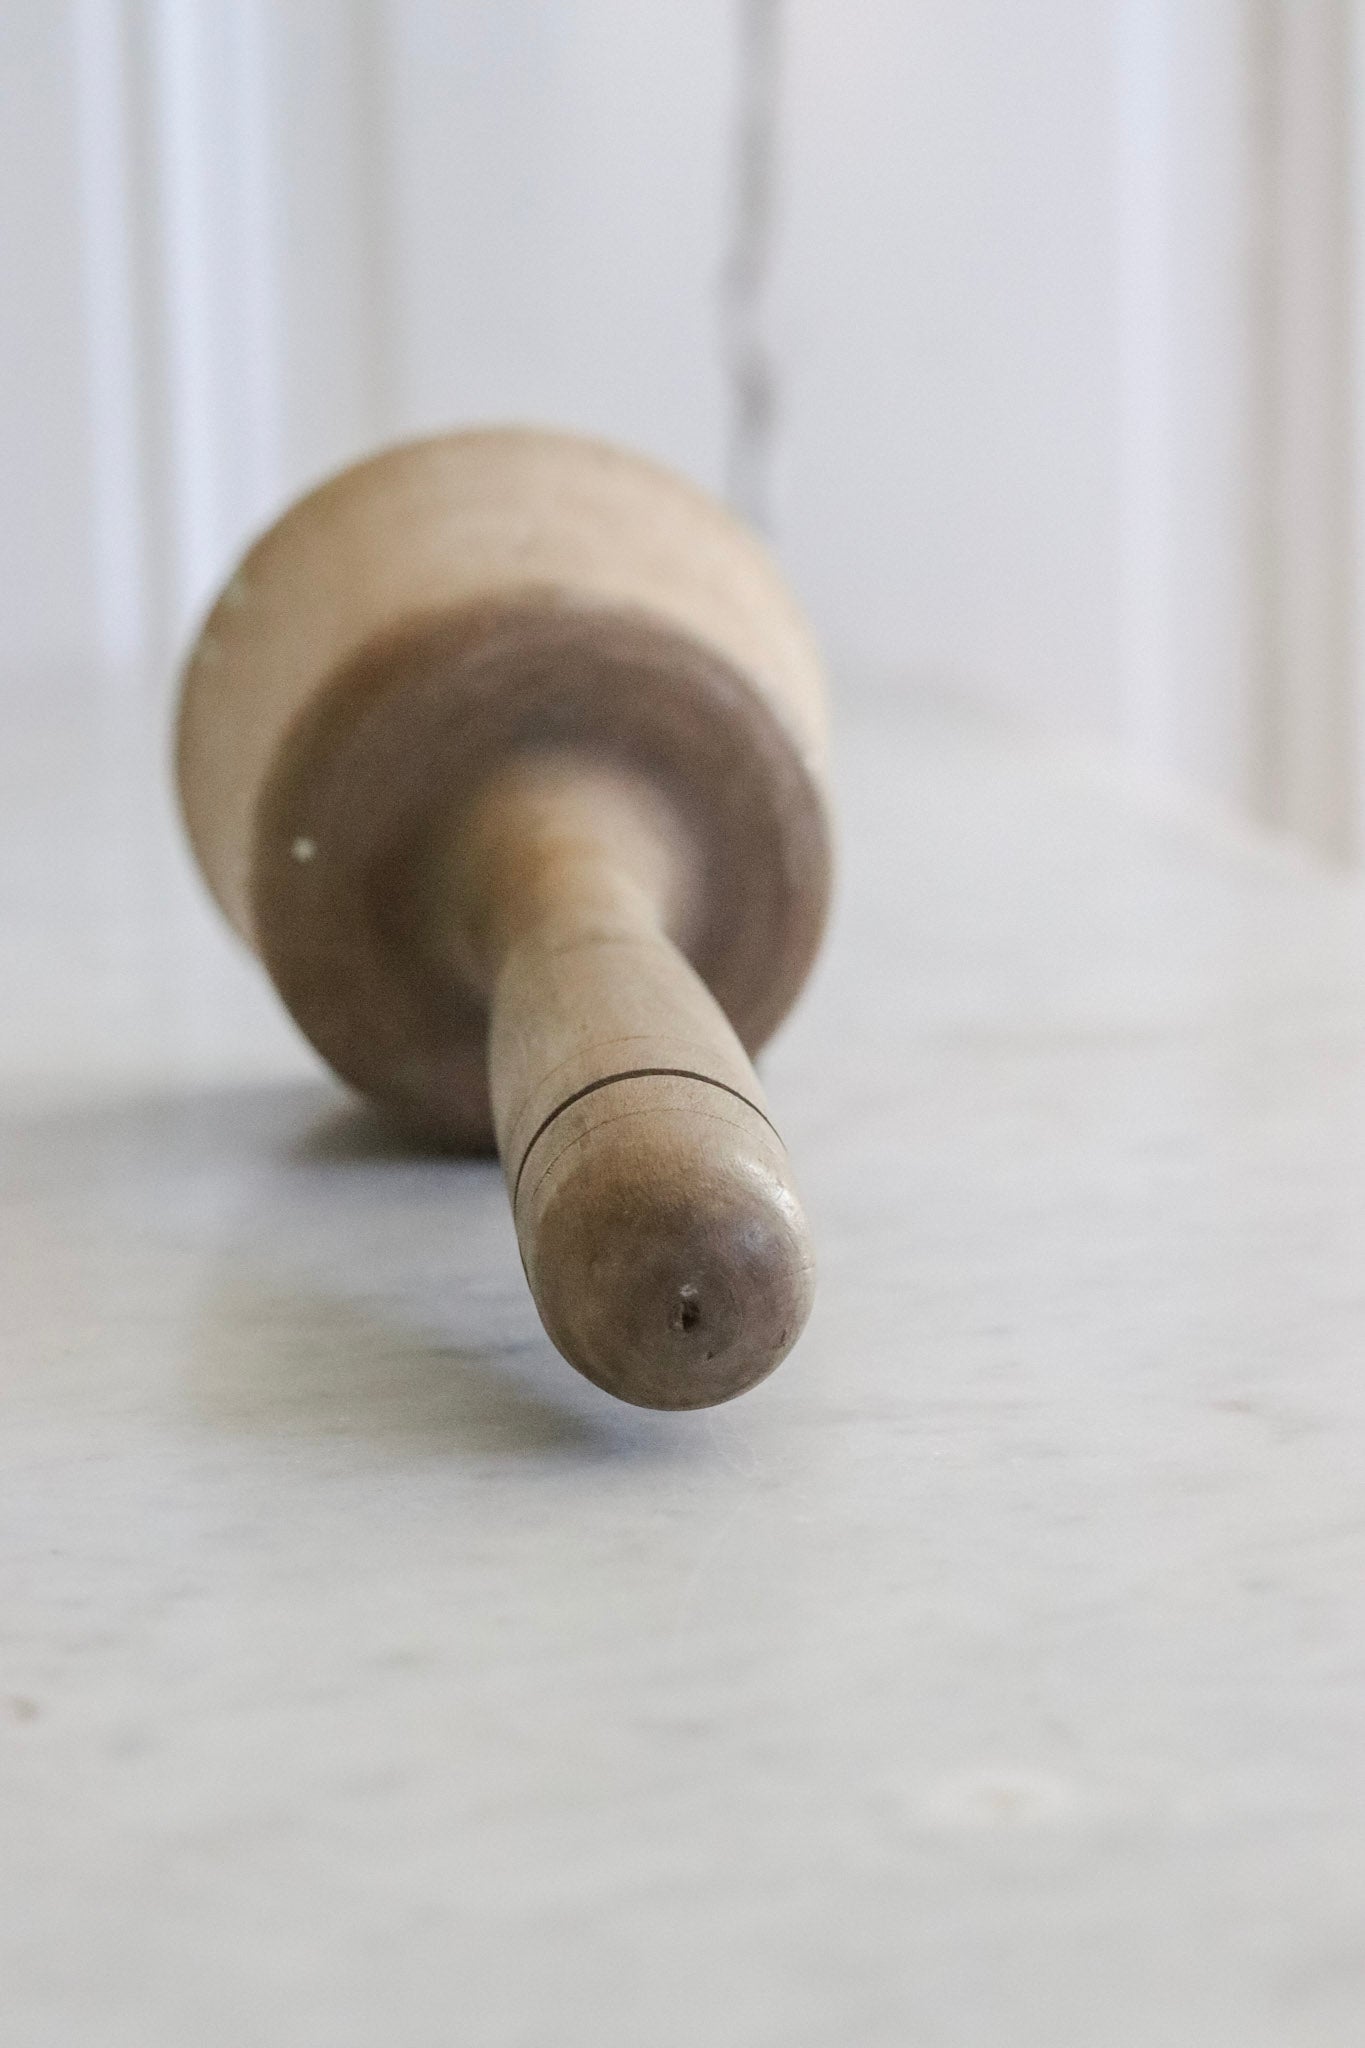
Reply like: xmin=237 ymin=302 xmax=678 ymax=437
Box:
xmin=176 ymin=427 xmax=832 ymax=1408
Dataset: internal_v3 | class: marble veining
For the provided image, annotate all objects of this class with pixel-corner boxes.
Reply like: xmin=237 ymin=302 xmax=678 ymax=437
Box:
xmin=3 ymin=685 xmax=1365 ymax=2046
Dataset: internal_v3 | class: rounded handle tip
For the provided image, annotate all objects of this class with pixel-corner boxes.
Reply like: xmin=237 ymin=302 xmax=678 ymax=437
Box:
xmin=519 ymin=1097 xmax=815 ymax=1410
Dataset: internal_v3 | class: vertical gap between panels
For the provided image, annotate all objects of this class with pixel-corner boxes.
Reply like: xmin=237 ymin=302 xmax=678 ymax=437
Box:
xmin=1351 ymin=0 xmax=1365 ymax=857
xmin=351 ymin=0 xmax=399 ymax=444
xmin=1306 ymin=0 xmax=1354 ymax=861
xmin=1245 ymin=0 xmax=1283 ymax=837
xmin=118 ymin=0 xmax=180 ymax=682
xmin=1119 ymin=0 xmax=1359 ymax=857
xmin=72 ymin=0 xmax=149 ymax=677
xmin=118 ymin=0 xmax=295 ymax=675
xmin=142 ymin=0 xmax=224 ymax=656
xmin=722 ymin=0 xmax=783 ymax=534
xmin=1249 ymin=0 xmax=1356 ymax=859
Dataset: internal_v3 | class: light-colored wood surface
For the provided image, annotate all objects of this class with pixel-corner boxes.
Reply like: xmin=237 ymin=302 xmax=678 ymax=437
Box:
xmin=456 ymin=758 xmax=814 ymax=1408
xmin=4 ymin=680 xmax=1365 ymax=2046
xmin=175 ymin=429 xmax=830 ymax=1404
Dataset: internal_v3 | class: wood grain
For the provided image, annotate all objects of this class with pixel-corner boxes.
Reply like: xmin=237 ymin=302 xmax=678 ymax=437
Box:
xmin=176 ymin=426 xmax=831 ymax=1405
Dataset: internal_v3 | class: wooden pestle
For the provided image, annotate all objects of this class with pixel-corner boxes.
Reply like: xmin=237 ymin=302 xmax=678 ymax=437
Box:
xmin=176 ymin=427 xmax=832 ymax=1409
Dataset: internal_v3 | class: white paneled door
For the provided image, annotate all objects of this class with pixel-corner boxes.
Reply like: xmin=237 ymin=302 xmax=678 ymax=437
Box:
xmin=2 ymin=1 xmax=1361 ymax=854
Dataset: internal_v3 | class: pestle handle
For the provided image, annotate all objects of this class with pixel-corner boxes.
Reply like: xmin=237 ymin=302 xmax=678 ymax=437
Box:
xmin=446 ymin=758 xmax=815 ymax=1408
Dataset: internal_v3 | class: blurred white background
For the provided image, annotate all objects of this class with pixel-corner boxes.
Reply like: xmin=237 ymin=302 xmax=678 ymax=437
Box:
xmin=2 ymin=0 xmax=1361 ymax=854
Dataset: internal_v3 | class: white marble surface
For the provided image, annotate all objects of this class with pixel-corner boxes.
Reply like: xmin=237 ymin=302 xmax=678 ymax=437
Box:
xmin=4 ymin=678 xmax=1365 ymax=2047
